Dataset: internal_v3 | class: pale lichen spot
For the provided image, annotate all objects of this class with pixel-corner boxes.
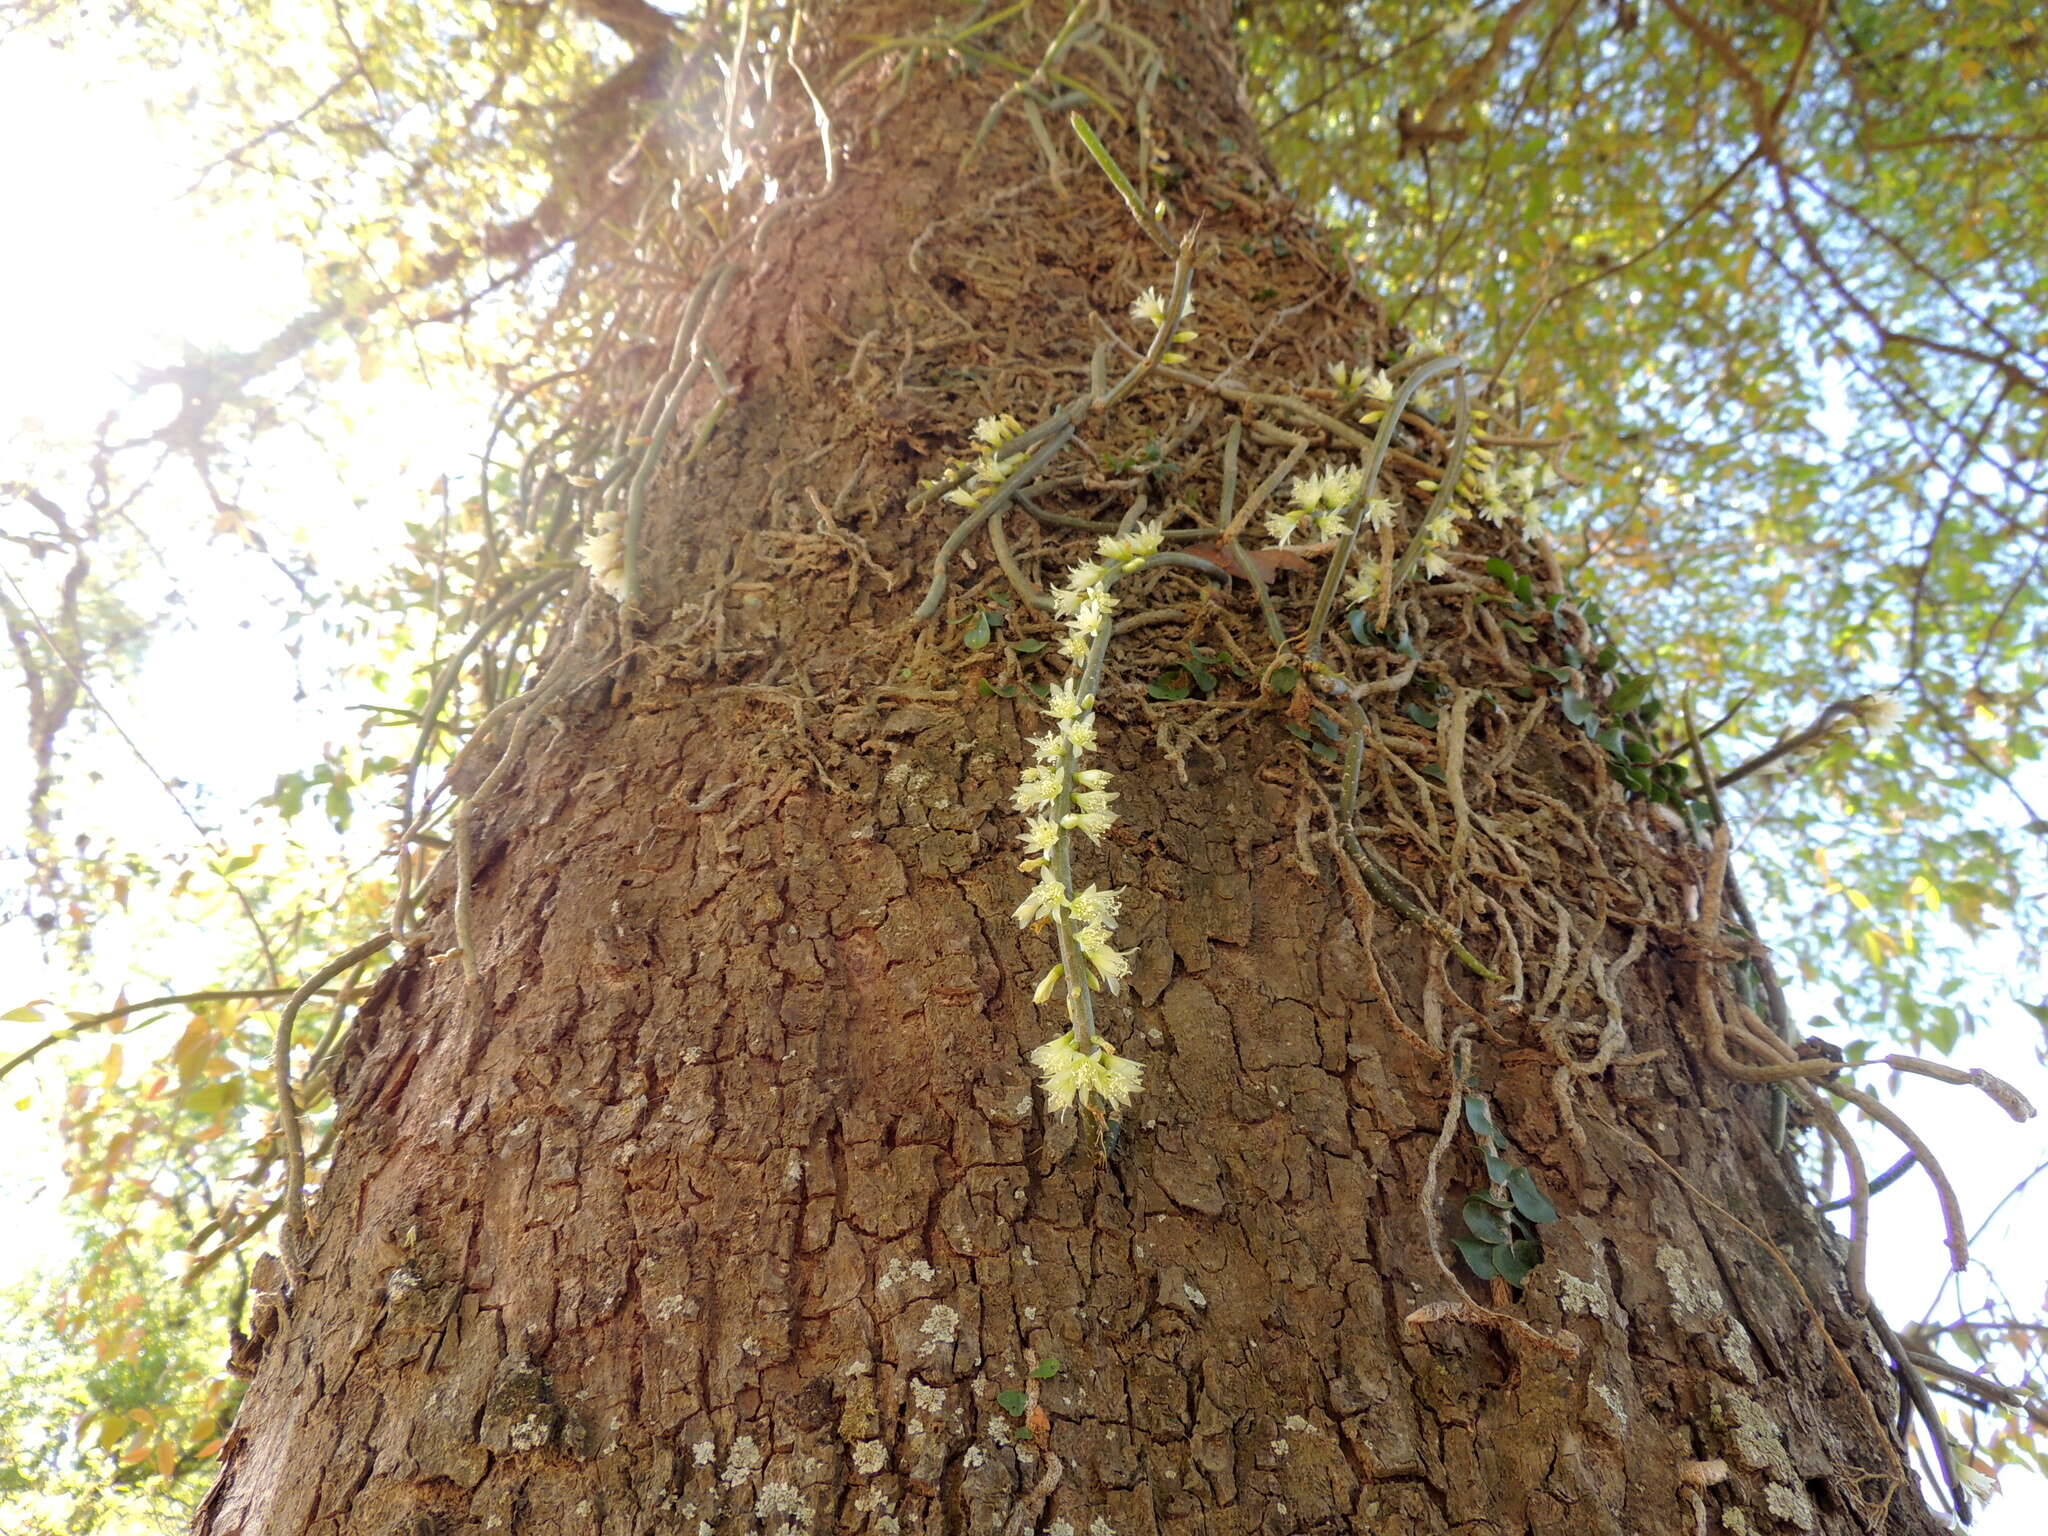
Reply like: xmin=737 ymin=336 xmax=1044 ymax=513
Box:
xmin=506 ymin=1413 xmax=551 ymax=1452
xmin=909 ymin=1380 xmax=947 ymax=1417
xmin=755 ymin=1482 xmax=809 ymax=1526
xmin=1719 ymin=1320 xmax=1761 ymax=1383
xmin=1656 ymin=1245 xmax=1726 ymax=1317
xmin=721 ymin=1434 xmax=764 ymax=1488
xmin=1556 ymin=1269 xmax=1610 ymax=1320
xmin=1718 ymin=1390 xmax=1796 ymax=1483
xmin=853 ymin=1440 xmax=888 ymax=1476
xmin=1184 ymin=1281 xmax=1208 ymax=1309
xmin=918 ymin=1303 xmax=962 ymax=1353
xmin=1593 ymin=1382 xmax=1628 ymax=1432
xmin=1282 ymin=1414 xmax=1316 ymax=1434
xmin=879 ymin=1256 xmax=938 ymax=1291
xmin=964 ymin=1445 xmax=987 ymax=1470
xmin=1765 ymin=1483 xmax=1818 ymax=1531
xmin=691 ymin=1439 xmax=716 ymax=1466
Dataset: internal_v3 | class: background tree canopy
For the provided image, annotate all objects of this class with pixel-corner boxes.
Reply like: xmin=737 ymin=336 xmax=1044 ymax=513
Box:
xmin=0 ymin=1 xmax=2042 ymax=1528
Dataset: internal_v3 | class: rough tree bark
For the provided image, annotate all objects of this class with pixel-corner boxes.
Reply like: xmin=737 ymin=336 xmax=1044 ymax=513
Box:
xmin=195 ymin=5 xmax=1947 ymax=1533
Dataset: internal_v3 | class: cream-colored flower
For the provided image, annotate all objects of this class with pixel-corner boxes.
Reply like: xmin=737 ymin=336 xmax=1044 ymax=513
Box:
xmin=1014 ymin=872 xmax=1068 ymax=929
xmin=1032 ymin=964 xmax=1065 ymax=1006
xmin=1045 ymin=680 xmax=1089 ymax=721
xmin=1097 ymin=520 xmax=1166 ymax=566
xmin=1066 ymin=883 xmax=1123 ymax=929
xmin=1051 ymin=563 xmax=1109 ymax=616
xmin=1848 ymin=693 xmax=1905 ymax=744
xmin=1063 ymin=805 xmax=1118 ymax=844
xmin=1362 ymin=369 xmax=1395 ymax=405
xmin=1011 ymin=765 xmax=1063 ymax=812
xmin=1265 ymin=507 xmax=1309 ymax=547
xmin=1076 ymin=924 xmax=1134 ymax=994
xmin=1288 ymin=469 xmax=1326 ymax=511
xmin=1363 ymin=496 xmax=1398 ymax=532
xmin=1030 ymin=1033 xmax=1146 ymax=1115
xmin=1314 ymin=508 xmax=1351 ymax=542
xmin=1345 ymin=563 xmax=1381 ymax=608
xmin=1130 ymin=287 xmax=1167 ymax=327
xmin=578 ymin=510 xmax=627 ymax=600
xmin=1018 ymin=817 xmax=1062 ymax=855
xmin=973 ymin=413 xmax=1024 ymax=449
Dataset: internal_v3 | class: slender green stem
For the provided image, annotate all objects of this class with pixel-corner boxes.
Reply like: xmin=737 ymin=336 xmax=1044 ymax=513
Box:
xmin=1302 ymin=355 xmax=1465 ymax=662
xmin=1070 ymin=112 xmax=1175 ymax=255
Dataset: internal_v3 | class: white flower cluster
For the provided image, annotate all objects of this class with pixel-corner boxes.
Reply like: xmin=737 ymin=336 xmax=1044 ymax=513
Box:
xmin=1014 ymin=524 xmax=1167 ymax=1117
xmin=941 ymin=413 xmax=1029 ymax=509
xmin=1843 ymin=692 xmax=1905 ymax=745
xmin=1265 ymin=462 xmax=1368 ymax=546
xmin=578 ymin=504 xmax=628 ymax=600
xmin=1131 ymin=286 xmax=1199 ymax=365
xmin=1327 ymin=361 xmax=1384 ymax=397
xmin=1345 ymin=385 xmax=1567 ymax=605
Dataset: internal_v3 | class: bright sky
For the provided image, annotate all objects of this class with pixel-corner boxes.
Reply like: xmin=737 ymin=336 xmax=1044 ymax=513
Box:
xmin=1 ymin=23 xmax=2044 ymax=1536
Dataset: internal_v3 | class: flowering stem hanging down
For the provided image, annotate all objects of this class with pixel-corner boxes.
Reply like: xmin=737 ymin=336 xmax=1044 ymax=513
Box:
xmin=1014 ymin=520 xmax=1171 ymax=1119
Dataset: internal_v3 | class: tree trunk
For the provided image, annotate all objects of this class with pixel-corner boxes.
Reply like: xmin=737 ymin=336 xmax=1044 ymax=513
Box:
xmin=195 ymin=6 xmax=1944 ymax=1534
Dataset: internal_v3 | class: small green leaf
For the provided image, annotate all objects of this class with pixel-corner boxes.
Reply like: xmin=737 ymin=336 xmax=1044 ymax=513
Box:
xmin=1608 ymin=674 xmax=1654 ymax=717
xmin=1149 ymin=668 xmax=1193 ymax=701
xmin=1462 ymin=1095 xmax=1496 ymax=1140
xmin=1011 ymin=638 xmax=1048 ymax=655
xmin=1492 ymin=1239 xmax=1538 ymax=1288
xmin=964 ymin=612 xmax=993 ymax=650
xmin=1454 ymin=1237 xmax=1497 ymax=1279
xmin=1271 ymin=666 xmax=1299 ymax=695
xmin=1560 ymin=688 xmax=1599 ymax=732
xmin=1031 ymin=1357 xmax=1062 ymax=1380
xmin=1404 ymin=702 xmax=1439 ymax=730
xmin=1484 ymin=1151 xmax=1513 ymax=1185
xmin=1504 ymin=1165 xmax=1559 ymax=1225
xmin=1463 ymin=1195 xmax=1513 ymax=1245
xmin=1185 ymin=651 xmax=1217 ymax=694
xmin=996 ymin=1389 xmax=1029 ymax=1416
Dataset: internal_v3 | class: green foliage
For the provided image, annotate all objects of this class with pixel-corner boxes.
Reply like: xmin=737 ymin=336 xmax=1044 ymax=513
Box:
xmin=1247 ymin=0 xmax=2048 ymax=1058
xmin=1453 ymin=1094 xmax=1558 ymax=1290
